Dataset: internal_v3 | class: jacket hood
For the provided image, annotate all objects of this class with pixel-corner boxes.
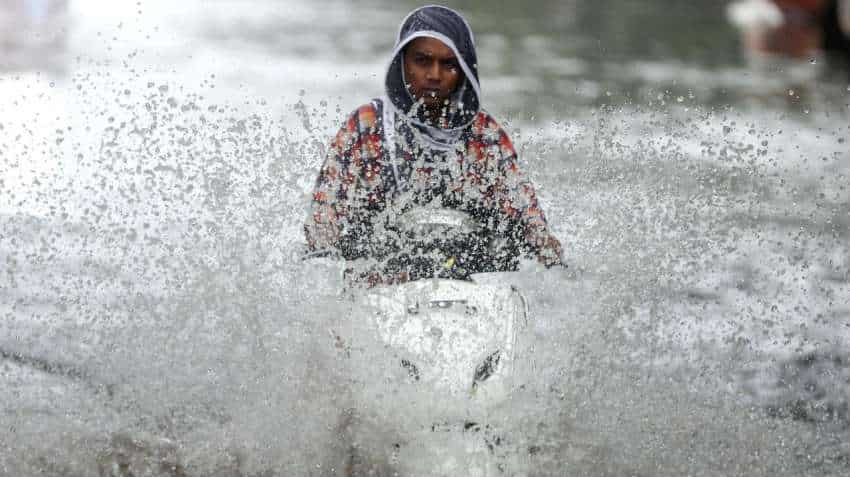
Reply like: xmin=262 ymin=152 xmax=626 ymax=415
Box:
xmin=384 ymin=5 xmax=481 ymax=131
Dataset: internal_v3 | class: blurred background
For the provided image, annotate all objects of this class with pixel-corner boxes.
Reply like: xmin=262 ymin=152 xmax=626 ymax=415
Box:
xmin=1 ymin=0 xmax=849 ymax=115
xmin=1 ymin=1 xmax=849 ymax=476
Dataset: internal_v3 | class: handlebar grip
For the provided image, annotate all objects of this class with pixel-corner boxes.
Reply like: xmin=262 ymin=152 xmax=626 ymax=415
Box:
xmin=301 ymin=249 xmax=341 ymax=261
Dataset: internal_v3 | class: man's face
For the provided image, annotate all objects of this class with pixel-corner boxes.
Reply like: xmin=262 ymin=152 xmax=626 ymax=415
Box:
xmin=402 ymin=37 xmax=463 ymax=109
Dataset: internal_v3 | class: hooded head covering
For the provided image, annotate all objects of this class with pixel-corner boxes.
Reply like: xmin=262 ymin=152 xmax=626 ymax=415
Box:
xmin=384 ymin=5 xmax=482 ymax=135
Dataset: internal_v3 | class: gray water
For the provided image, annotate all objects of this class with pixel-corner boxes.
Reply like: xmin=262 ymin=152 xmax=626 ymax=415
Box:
xmin=1 ymin=0 xmax=849 ymax=475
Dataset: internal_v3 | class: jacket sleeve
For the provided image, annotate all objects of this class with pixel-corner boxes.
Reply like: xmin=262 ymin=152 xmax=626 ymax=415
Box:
xmin=303 ymin=112 xmax=360 ymax=254
xmin=491 ymin=125 xmax=564 ymax=264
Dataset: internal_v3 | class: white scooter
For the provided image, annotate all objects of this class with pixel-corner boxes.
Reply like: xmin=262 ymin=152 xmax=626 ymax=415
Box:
xmin=361 ymin=207 xmax=528 ymax=402
xmin=311 ymin=207 xmax=532 ymax=476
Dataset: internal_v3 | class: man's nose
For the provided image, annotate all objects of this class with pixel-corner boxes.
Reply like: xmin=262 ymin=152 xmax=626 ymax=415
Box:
xmin=425 ymin=62 xmax=442 ymax=82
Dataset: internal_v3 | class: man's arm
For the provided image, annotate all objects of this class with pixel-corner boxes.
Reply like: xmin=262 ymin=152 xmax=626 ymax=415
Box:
xmin=491 ymin=124 xmax=565 ymax=268
xmin=304 ymin=113 xmax=360 ymax=255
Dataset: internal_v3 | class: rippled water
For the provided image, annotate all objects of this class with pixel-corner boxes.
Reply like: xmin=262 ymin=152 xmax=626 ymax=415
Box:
xmin=1 ymin=0 xmax=849 ymax=475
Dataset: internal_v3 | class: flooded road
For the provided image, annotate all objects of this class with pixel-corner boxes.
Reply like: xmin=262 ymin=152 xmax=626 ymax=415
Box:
xmin=1 ymin=0 xmax=849 ymax=475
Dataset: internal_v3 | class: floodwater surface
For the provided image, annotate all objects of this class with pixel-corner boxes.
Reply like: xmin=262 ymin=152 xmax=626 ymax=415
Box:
xmin=1 ymin=0 xmax=849 ymax=475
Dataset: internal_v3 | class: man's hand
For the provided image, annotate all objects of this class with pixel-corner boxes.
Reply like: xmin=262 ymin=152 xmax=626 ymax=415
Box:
xmin=537 ymin=235 xmax=565 ymax=269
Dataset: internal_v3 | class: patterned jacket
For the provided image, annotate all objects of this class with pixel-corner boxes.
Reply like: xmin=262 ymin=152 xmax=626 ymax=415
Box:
xmin=304 ymin=100 xmax=563 ymax=274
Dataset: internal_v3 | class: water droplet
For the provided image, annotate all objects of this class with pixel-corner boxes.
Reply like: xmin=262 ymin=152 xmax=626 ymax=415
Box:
xmin=676 ymin=96 xmax=684 ymax=103
xmin=809 ymin=58 xmax=817 ymax=64
xmin=49 ymin=81 xmax=55 ymax=88
xmin=788 ymin=89 xmax=795 ymax=96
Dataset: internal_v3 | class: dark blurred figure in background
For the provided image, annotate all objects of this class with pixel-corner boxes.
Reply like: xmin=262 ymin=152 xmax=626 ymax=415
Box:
xmin=0 ymin=0 xmax=69 ymax=72
xmin=728 ymin=0 xmax=850 ymax=63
